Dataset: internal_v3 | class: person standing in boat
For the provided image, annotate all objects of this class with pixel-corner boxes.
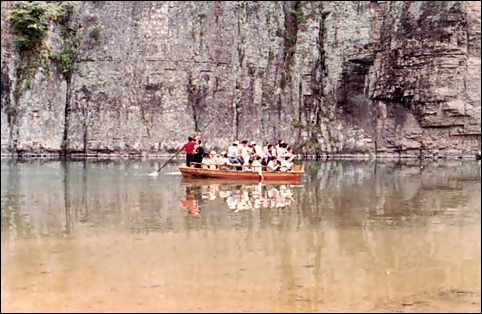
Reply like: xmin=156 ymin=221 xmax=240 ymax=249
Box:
xmin=240 ymin=140 xmax=251 ymax=169
xmin=276 ymin=142 xmax=287 ymax=162
xmin=193 ymin=139 xmax=205 ymax=168
xmin=180 ymin=136 xmax=197 ymax=167
xmin=228 ymin=141 xmax=240 ymax=164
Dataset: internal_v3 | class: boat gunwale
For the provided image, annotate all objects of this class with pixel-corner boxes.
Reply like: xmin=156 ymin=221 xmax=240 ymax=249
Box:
xmin=178 ymin=164 xmax=304 ymax=181
xmin=180 ymin=177 xmax=305 ymax=186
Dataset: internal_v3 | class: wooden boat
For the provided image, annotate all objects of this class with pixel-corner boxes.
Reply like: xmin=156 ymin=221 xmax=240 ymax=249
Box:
xmin=180 ymin=177 xmax=305 ymax=187
xmin=179 ymin=163 xmax=304 ymax=182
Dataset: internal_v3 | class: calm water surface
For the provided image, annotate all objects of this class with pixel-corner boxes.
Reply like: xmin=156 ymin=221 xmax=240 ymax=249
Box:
xmin=1 ymin=159 xmax=480 ymax=313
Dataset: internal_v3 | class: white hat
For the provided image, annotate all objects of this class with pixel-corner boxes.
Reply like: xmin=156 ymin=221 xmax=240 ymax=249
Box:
xmin=220 ymin=151 xmax=226 ymax=155
xmin=210 ymin=150 xmax=216 ymax=155
xmin=233 ymin=141 xmax=239 ymax=145
xmin=250 ymin=141 xmax=256 ymax=145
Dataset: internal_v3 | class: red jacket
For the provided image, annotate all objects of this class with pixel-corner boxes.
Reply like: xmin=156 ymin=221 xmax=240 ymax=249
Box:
xmin=181 ymin=141 xmax=196 ymax=154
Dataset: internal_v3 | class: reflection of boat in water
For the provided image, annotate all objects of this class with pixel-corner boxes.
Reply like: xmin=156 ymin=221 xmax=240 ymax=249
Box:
xmin=179 ymin=179 xmax=303 ymax=214
xmin=223 ymin=183 xmax=298 ymax=211
xmin=178 ymin=164 xmax=304 ymax=182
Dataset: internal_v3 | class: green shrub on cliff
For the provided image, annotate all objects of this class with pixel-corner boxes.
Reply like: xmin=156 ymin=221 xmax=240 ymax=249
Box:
xmin=7 ymin=1 xmax=79 ymax=99
xmin=50 ymin=49 xmax=76 ymax=80
xmin=7 ymin=105 xmax=19 ymax=117
xmin=7 ymin=1 xmax=78 ymax=53
xmin=89 ymin=26 xmax=101 ymax=41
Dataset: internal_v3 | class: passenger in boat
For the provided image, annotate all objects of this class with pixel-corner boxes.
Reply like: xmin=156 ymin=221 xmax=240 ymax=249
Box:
xmin=276 ymin=142 xmax=288 ymax=161
xmin=247 ymin=141 xmax=254 ymax=155
xmin=283 ymin=144 xmax=293 ymax=157
xmin=267 ymin=159 xmax=281 ymax=172
xmin=209 ymin=150 xmax=220 ymax=169
xmin=276 ymin=140 xmax=285 ymax=152
xmin=242 ymin=156 xmax=251 ymax=171
xmin=229 ymin=141 xmax=244 ymax=170
xmin=201 ymin=153 xmax=211 ymax=169
xmin=240 ymin=140 xmax=250 ymax=167
xmin=283 ymin=145 xmax=297 ymax=162
xmin=251 ymin=155 xmax=264 ymax=180
xmin=218 ymin=151 xmax=233 ymax=170
xmin=251 ymin=141 xmax=263 ymax=156
xmin=248 ymin=142 xmax=256 ymax=162
xmin=280 ymin=156 xmax=293 ymax=172
xmin=193 ymin=131 xmax=201 ymax=141
xmin=262 ymin=144 xmax=275 ymax=166
xmin=262 ymin=141 xmax=271 ymax=156
xmin=228 ymin=141 xmax=239 ymax=164
xmin=271 ymin=142 xmax=278 ymax=160
xmin=193 ymin=139 xmax=205 ymax=168
xmin=180 ymin=136 xmax=197 ymax=167
xmin=248 ymin=141 xmax=258 ymax=164
xmin=237 ymin=140 xmax=245 ymax=160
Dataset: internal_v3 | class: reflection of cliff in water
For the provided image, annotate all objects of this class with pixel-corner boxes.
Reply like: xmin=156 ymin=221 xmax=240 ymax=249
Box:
xmin=299 ymin=160 xmax=481 ymax=229
xmin=1 ymin=160 xmax=480 ymax=239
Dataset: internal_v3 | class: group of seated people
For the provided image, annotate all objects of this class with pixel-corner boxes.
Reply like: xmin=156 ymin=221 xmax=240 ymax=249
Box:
xmin=189 ymin=132 xmax=297 ymax=173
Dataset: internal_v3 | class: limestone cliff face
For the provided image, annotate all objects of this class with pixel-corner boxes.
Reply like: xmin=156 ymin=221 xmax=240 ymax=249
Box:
xmin=1 ymin=1 xmax=480 ymax=158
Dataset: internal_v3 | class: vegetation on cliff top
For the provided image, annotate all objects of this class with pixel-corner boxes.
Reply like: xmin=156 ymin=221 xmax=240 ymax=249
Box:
xmin=8 ymin=1 xmax=75 ymax=51
xmin=6 ymin=1 xmax=79 ymax=113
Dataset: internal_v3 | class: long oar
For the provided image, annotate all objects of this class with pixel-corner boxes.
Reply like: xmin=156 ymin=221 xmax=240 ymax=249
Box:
xmin=148 ymin=111 xmax=224 ymax=176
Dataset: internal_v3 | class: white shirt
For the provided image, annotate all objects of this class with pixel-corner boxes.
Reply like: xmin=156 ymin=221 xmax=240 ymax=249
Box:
xmin=210 ymin=156 xmax=220 ymax=169
xmin=228 ymin=145 xmax=238 ymax=158
xmin=267 ymin=160 xmax=279 ymax=172
xmin=254 ymin=144 xmax=263 ymax=156
xmin=201 ymin=156 xmax=211 ymax=169
xmin=280 ymin=159 xmax=292 ymax=172
xmin=240 ymin=144 xmax=250 ymax=161
xmin=251 ymin=159 xmax=263 ymax=176
xmin=276 ymin=147 xmax=286 ymax=161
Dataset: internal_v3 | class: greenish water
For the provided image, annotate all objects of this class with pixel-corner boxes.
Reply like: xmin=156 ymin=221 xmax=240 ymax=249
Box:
xmin=1 ymin=159 xmax=480 ymax=312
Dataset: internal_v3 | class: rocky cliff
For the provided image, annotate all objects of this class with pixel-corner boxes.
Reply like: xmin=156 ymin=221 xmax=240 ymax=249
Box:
xmin=1 ymin=1 xmax=480 ymax=158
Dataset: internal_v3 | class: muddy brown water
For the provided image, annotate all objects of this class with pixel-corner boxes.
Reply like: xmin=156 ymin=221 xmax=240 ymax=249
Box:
xmin=1 ymin=159 xmax=480 ymax=313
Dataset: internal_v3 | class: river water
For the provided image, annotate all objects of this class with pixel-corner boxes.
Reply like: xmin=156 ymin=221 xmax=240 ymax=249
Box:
xmin=1 ymin=159 xmax=480 ymax=313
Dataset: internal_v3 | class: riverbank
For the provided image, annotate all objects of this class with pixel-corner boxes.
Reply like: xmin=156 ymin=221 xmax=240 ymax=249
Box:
xmin=1 ymin=152 xmax=480 ymax=161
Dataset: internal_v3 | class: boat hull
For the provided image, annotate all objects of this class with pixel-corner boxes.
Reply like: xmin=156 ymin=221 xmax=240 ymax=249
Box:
xmin=178 ymin=164 xmax=304 ymax=182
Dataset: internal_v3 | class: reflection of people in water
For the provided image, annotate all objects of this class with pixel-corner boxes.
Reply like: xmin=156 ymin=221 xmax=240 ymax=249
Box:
xmin=202 ymin=184 xmax=219 ymax=200
xmin=226 ymin=188 xmax=241 ymax=210
xmin=179 ymin=186 xmax=201 ymax=215
xmin=251 ymin=182 xmax=262 ymax=209
xmin=223 ymin=183 xmax=295 ymax=211
xmin=261 ymin=184 xmax=295 ymax=209
xmin=234 ymin=190 xmax=253 ymax=212
xmin=180 ymin=182 xmax=297 ymax=213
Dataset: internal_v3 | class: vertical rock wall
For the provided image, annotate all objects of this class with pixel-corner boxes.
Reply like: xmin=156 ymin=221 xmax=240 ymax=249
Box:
xmin=323 ymin=1 xmax=481 ymax=157
xmin=1 ymin=1 xmax=480 ymax=158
